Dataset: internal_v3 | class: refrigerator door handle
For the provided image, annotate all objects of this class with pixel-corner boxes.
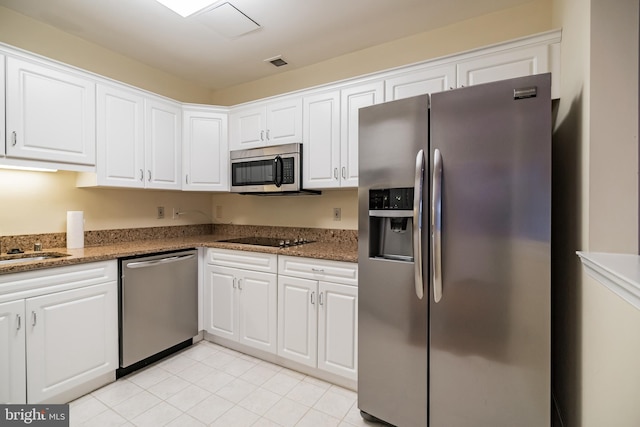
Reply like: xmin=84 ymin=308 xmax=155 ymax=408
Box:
xmin=413 ymin=149 xmax=425 ymax=300
xmin=432 ymin=148 xmax=443 ymax=303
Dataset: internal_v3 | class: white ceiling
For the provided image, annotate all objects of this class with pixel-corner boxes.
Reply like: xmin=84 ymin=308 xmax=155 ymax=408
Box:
xmin=0 ymin=0 xmax=533 ymax=91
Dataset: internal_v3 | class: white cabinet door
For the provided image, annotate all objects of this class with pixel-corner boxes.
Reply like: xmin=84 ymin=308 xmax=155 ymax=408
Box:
xmin=26 ymin=281 xmax=117 ymax=404
xmin=96 ymin=84 xmax=145 ymax=188
xmin=317 ymin=282 xmax=357 ymax=381
xmin=230 ymin=106 xmax=265 ymax=150
xmin=5 ymin=56 xmax=96 ymax=166
xmin=237 ymin=270 xmax=277 ymax=353
xmin=144 ymin=98 xmax=182 ymax=190
xmin=0 ymin=300 xmax=26 ymax=404
xmin=385 ymin=64 xmax=456 ymax=100
xmin=456 ymin=44 xmax=550 ymax=88
xmin=340 ymin=81 xmax=384 ymax=187
xmin=0 ymin=54 xmax=5 ymax=157
xmin=204 ymin=265 xmax=238 ymax=341
xmin=230 ymin=98 xmax=302 ymax=150
xmin=266 ymin=98 xmax=302 ymax=146
xmin=183 ymin=108 xmax=229 ymax=191
xmin=303 ymin=90 xmax=341 ymax=189
xmin=205 ymin=263 xmax=277 ymax=353
xmin=277 ymin=275 xmax=317 ymax=368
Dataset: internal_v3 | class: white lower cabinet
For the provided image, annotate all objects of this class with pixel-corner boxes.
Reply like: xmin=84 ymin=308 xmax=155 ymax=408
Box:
xmin=204 ymin=249 xmax=278 ymax=354
xmin=317 ymin=281 xmax=357 ymax=379
xmin=0 ymin=299 xmax=26 ymax=404
xmin=278 ymin=275 xmax=317 ymax=367
xmin=277 ymin=256 xmax=358 ymax=381
xmin=0 ymin=261 xmax=118 ymax=404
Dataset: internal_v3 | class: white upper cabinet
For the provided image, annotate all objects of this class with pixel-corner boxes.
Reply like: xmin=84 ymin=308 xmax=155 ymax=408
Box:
xmin=5 ymin=56 xmax=96 ymax=167
xmin=96 ymin=84 xmax=145 ymax=188
xmin=385 ymin=64 xmax=456 ymax=101
xmin=0 ymin=54 xmax=5 ymax=157
xmin=340 ymin=81 xmax=384 ymax=187
xmin=80 ymin=84 xmax=182 ymax=190
xmin=303 ymin=90 xmax=341 ymax=189
xmin=182 ymin=106 xmax=229 ymax=191
xmin=144 ymin=97 xmax=182 ymax=190
xmin=230 ymin=97 xmax=302 ymax=150
xmin=303 ymin=82 xmax=383 ymax=189
xmin=457 ymin=44 xmax=552 ymax=90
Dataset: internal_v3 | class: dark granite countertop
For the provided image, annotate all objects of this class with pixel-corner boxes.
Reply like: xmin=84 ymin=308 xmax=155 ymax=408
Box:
xmin=0 ymin=233 xmax=358 ymax=275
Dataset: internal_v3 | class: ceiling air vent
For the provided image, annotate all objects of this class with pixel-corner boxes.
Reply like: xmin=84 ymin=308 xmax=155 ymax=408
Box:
xmin=264 ymin=55 xmax=288 ymax=67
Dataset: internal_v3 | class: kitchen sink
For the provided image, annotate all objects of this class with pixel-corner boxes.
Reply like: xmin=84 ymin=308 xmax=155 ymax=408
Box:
xmin=0 ymin=252 xmax=71 ymax=265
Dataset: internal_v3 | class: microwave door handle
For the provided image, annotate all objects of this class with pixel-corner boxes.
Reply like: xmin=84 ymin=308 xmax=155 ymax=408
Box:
xmin=274 ymin=155 xmax=283 ymax=187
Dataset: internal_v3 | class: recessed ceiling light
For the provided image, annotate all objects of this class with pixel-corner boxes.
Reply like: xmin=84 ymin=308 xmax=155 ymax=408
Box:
xmin=154 ymin=0 xmax=222 ymax=17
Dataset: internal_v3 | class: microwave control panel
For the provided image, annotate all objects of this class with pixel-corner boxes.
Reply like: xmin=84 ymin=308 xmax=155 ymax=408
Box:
xmin=282 ymin=157 xmax=294 ymax=184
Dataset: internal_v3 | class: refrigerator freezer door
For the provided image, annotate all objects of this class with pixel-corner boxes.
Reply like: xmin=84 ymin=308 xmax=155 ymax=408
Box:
xmin=358 ymin=95 xmax=429 ymax=427
xmin=428 ymin=74 xmax=551 ymax=426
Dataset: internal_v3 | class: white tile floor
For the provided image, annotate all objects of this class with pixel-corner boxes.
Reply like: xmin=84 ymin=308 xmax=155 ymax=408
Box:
xmin=70 ymin=341 xmax=373 ymax=427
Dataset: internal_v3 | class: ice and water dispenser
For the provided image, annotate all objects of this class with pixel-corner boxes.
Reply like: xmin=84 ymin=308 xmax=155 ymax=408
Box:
xmin=368 ymin=188 xmax=415 ymax=262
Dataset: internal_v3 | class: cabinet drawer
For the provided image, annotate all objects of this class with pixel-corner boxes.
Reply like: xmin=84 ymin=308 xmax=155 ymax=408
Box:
xmin=0 ymin=261 xmax=117 ymax=302
xmin=278 ymin=256 xmax=357 ymax=286
xmin=207 ymin=248 xmax=277 ymax=273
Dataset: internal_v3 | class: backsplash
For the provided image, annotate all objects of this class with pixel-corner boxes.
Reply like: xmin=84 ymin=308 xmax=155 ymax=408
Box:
xmin=0 ymin=224 xmax=357 ymax=253
xmin=212 ymin=224 xmax=357 ymax=244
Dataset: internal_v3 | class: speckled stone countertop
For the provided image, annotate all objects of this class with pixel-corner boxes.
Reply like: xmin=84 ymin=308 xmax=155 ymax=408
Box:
xmin=0 ymin=226 xmax=358 ymax=275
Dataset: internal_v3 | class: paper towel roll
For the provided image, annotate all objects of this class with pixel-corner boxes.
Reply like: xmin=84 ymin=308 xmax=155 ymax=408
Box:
xmin=67 ymin=211 xmax=84 ymax=249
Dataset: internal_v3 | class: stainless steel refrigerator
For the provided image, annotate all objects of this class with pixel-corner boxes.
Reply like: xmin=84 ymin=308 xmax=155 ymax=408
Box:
xmin=357 ymin=73 xmax=551 ymax=427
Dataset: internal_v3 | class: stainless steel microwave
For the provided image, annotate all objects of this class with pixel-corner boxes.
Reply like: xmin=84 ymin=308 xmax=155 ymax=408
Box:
xmin=229 ymin=143 xmax=320 ymax=195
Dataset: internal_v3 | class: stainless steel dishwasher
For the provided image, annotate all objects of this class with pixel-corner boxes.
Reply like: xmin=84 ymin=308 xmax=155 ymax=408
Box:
xmin=118 ymin=249 xmax=198 ymax=377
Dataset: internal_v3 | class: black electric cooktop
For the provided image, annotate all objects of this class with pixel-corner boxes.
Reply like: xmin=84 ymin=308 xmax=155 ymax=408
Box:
xmin=219 ymin=236 xmax=313 ymax=248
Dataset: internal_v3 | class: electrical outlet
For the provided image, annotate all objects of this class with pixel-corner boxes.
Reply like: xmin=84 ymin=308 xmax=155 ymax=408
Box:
xmin=157 ymin=206 xmax=165 ymax=219
xmin=333 ymin=207 xmax=341 ymax=221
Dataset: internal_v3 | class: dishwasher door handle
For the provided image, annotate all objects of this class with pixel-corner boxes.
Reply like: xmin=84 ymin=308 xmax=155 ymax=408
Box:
xmin=125 ymin=253 xmax=196 ymax=269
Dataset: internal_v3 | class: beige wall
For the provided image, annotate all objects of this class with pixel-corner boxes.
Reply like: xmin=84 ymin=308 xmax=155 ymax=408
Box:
xmin=211 ymin=0 xmax=555 ymax=105
xmin=212 ymin=190 xmax=358 ymax=230
xmin=552 ymin=0 xmax=640 ymax=425
xmin=0 ymin=171 xmax=212 ymax=236
xmin=0 ymin=6 xmax=211 ymax=104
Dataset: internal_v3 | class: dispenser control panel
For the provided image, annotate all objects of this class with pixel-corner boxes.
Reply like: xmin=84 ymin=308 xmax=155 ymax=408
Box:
xmin=369 ymin=188 xmax=414 ymax=210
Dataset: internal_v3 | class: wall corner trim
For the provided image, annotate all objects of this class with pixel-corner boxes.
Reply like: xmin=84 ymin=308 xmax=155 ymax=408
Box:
xmin=577 ymin=251 xmax=640 ymax=311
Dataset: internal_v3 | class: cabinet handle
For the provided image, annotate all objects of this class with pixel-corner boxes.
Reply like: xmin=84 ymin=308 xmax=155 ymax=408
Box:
xmin=310 ymin=291 xmax=315 ymax=305
xmin=311 ymin=268 xmax=324 ymax=273
xmin=319 ymin=292 xmax=324 ymax=306
xmin=233 ymin=278 xmax=237 ymax=289
xmin=185 ymin=174 xmax=189 ymax=184
xmin=266 ymin=129 xmax=270 ymax=140
xmin=11 ymin=131 xmax=17 ymax=146
xmin=334 ymin=168 xmax=338 ymax=180
xmin=139 ymin=169 xmax=144 ymax=181
xmin=16 ymin=314 xmax=21 ymax=331
xmin=238 ymin=279 xmax=243 ymax=290
xmin=260 ymin=130 xmax=264 ymax=141
xmin=147 ymin=170 xmax=151 ymax=182
xmin=31 ymin=311 xmax=36 ymax=327
xmin=341 ymin=167 xmax=346 ymax=179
